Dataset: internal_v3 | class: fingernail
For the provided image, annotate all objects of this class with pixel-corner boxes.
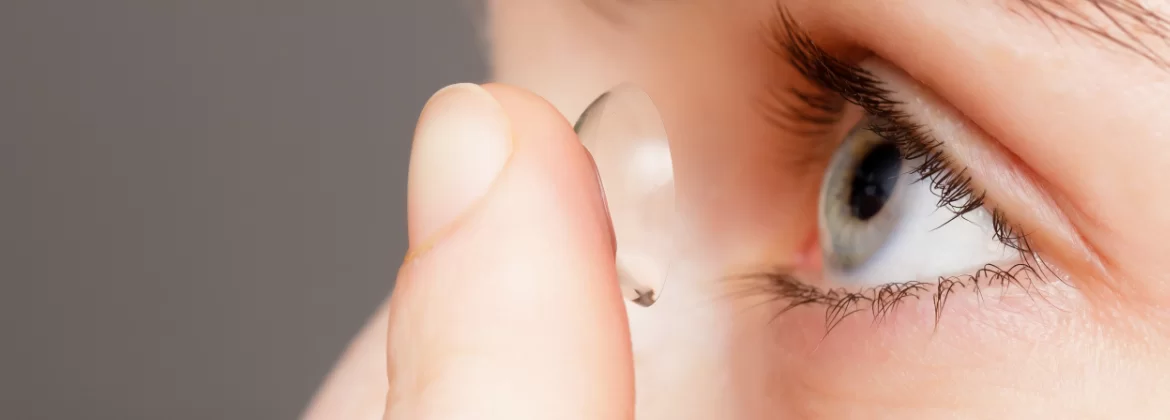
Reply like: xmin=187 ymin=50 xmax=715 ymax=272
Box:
xmin=406 ymin=83 xmax=513 ymax=259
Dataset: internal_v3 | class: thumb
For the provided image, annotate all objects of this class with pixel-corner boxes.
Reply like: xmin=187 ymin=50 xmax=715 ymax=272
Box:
xmin=386 ymin=84 xmax=635 ymax=420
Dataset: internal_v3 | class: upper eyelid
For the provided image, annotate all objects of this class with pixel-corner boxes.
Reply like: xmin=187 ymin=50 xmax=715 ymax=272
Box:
xmin=787 ymin=0 xmax=1170 ymax=295
xmin=863 ymin=60 xmax=1135 ymax=308
xmin=863 ymin=61 xmax=1098 ymax=266
xmin=770 ymin=8 xmax=1117 ymax=286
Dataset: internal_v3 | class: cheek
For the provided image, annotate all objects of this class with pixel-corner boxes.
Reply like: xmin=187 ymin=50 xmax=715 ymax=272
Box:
xmin=629 ymin=265 xmax=1127 ymax=419
xmin=733 ymin=279 xmax=1106 ymax=418
xmin=625 ymin=265 xmax=741 ymax=419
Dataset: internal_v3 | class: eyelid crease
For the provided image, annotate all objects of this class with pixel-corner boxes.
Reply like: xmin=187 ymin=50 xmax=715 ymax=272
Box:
xmin=753 ymin=7 xmax=1127 ymax=327
xmin=860 ymin=61 xmax=1114 ymax=295
xmin=768 ymin=8 xmax=1140 ymax=313
xmin=870 ymin=61 xmax=1104 ymax=276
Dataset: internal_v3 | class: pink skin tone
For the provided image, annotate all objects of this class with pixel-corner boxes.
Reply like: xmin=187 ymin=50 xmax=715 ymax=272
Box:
xmin=307 ymin=1 xmax=1170 ymax=419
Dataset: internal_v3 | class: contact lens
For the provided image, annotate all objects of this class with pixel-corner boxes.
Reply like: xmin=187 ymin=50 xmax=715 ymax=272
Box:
xmin=575 ymin=84 xmax=676 ymax=307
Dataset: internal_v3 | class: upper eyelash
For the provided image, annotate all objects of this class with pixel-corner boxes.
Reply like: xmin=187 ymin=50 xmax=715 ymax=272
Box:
xmin=757 ymin=85 xmax=847 ymax=137
xmin=738 ymin=8 xmax=1055 ymax=332
xmin=773 ymin=8 xmax=1033 ymax=253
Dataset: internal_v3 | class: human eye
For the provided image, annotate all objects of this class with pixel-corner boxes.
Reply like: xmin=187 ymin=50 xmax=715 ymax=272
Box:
xmin=818 ymin=116 xmax=1016 ymax=286
xmin=740 ymin=10 xmax=1074 ymax=330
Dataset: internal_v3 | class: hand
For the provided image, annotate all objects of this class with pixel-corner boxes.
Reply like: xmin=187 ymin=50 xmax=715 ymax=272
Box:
xmin=305 ymin=83 xmax=635 ymax=420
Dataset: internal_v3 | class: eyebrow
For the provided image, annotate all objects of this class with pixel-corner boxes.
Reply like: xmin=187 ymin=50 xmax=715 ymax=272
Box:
xmin=584 ymin=0 xmax=1170 ymax=68
xmin=1014 ymin=0 xmax=1170 ymax=67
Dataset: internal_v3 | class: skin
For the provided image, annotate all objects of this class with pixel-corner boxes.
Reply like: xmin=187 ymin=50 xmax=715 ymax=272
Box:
xmin=306 ymin=1 xmax=1170 ymax=419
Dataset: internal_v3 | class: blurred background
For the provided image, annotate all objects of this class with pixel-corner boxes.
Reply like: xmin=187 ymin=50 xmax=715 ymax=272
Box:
xmin=1 ymin=1 xmax=484 ymax=418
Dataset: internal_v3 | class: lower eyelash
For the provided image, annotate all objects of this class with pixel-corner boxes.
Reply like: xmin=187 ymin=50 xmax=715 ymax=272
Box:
xmin=740 ymin=7 xmax=1061 ymax=331
xmin=728 ymin=261 xmax=1054 ymax=335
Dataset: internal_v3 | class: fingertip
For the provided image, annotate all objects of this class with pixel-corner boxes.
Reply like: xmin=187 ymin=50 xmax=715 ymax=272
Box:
xmin=388 ymin=84 xmax=633 ymax=419
xmin=407 ymin=83 xmax=514 ymax=258
xmin=480 ymin=83 xmax=581 ymax=148
xmin=479 ymin=82 xmax=616 ymax=257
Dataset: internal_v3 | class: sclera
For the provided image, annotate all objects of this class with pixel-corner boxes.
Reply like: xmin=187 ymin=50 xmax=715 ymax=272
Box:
xmin=575 ymin=84 xmax=676 ymax=307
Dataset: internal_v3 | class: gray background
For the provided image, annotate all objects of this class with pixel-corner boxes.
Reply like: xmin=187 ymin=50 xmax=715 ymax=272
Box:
xmin=1 ymin=1 xmax=485 ymax=418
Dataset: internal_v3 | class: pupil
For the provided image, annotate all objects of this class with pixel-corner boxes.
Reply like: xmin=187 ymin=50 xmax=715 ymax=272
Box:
xmin=848 ymin=142 xmax=902 ymax=221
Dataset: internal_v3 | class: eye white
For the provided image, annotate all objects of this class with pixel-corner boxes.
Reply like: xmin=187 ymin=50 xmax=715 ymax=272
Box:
xmin=823 ymin=157 xmax=1017 ymax=286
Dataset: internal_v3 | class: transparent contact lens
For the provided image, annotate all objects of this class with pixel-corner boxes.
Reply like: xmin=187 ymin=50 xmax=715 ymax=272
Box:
xmin=575 ymin=84 xmax=676 ymax=307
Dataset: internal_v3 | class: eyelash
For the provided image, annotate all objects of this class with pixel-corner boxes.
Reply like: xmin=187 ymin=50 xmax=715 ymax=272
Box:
xmin=741 ymin=8 xmax=1059 ymax=333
